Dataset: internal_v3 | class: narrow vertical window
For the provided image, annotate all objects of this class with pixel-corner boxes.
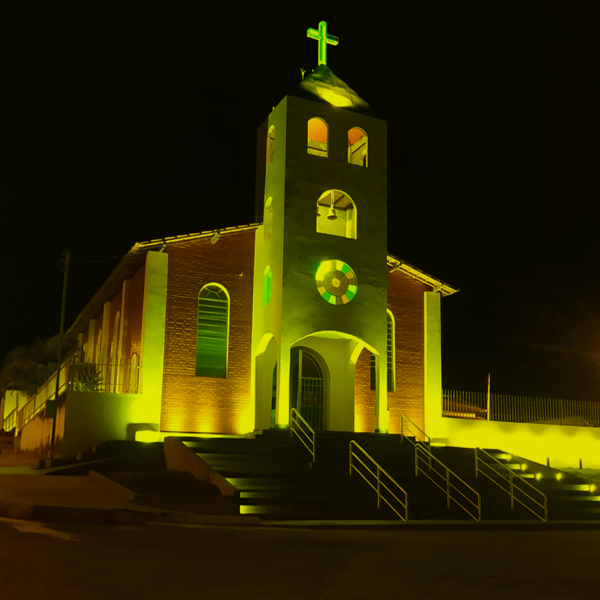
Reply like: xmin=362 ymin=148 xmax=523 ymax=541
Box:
xmin=196 ymin=284 xmax=230 ymax=378
xmin=95 ymin=329 xmax=102 ymax=364
xmin=370 ymin=353 xmax=376 ymax=391
xmin=264 ymin=197 xmax=274 ymax=241
xmin=110 ymin=311 xmax=121 ymax=390
xmin=387 ymin=310 xmax=395 ymax=391
xmin=266 ymin=125 xmax=275 ymax=165
xmin=263 ymin=266 xmax=272 ymax=305
xmin=307 ymin=117 xmax=328 ymax=157
xmin=348 ymin=127 xmax=368 ymax=167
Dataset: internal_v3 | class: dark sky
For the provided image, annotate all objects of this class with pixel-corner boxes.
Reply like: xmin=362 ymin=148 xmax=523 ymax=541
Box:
xmin=3 ymin=2 xmax=598 ymax=400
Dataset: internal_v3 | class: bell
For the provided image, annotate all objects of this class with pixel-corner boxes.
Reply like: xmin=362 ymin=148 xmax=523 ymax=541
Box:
xmin=327 ymin=205 xmax=337 ymax=220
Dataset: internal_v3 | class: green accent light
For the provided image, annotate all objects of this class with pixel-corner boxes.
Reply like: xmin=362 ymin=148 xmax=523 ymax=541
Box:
xmin=307 ymin=21 xmax=339 ymax=66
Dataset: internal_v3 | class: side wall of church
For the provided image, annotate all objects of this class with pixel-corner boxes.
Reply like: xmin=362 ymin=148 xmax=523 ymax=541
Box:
xmin=354 ymin=347 xmax=376 ymax=432
xmin=387 ymin=270 xmax=427 ymax=433
xmin=76 ymin=265 xmax=145 ymax=369
xmin=127 ymin=265 xmax=146 ymax=361
xmin=161 ymin=230 xmax=256 ymax=434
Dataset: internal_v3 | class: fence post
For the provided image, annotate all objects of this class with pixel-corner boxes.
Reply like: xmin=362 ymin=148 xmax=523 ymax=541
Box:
xmin=446 ymin=469 xmax=451 ymax=509
xmin=474 ymin=448 xmax=479 ymax=478
xmin=486 ymin=373 xmax=491 ymax=420
xmin=415 ymin=446 xmax=419 ymax=477
xmin=349 ymin=443 xmax=353 ymax=476
xmin=377 ymin=465 xmax=381 ymax=509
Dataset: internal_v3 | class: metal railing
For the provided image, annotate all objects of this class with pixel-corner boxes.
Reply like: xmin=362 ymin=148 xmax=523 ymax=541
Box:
xmin=349 ymin=440 xmax=409 ymax=521
xmin=475 ymin=448 xmax=548 ymax=522
xmin=400 ymin=415 xmax=431 ymax=456
xmin=400 ymin=415 xmax=481 ymax=521
xmin=69 ymin=361 xmax=142 ymax=394
xmin=290 ymin=408 xmax=316 ymax=464
xmin=20 ymin=358 xmax=71 ymax=428
xmin=3 ymin=408 xmax=16 ymax=432
xmin=443 ymin=389 xmax=600 ymax=427
xmin=17 ymin=356 xmax=142 ymax=432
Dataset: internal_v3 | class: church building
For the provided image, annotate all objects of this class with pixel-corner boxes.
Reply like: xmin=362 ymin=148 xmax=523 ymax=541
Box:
xmin=12 ymin=22 xmax=457 ymax=457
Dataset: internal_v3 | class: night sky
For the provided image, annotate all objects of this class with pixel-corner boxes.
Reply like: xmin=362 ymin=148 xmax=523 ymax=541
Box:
xmin=3 ymin=2 xmax=598 ymax=400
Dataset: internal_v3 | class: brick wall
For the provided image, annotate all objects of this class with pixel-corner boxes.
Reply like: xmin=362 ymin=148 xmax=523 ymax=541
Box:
xmin=127 ymin=265 xmax=145 ymax=361
xmin=387 ymin=270 xmax=426 ymax=433
xmin=161 ymin=230 xmax=256 ymax=434
xmin=354 ymin=347 xmax=376 ymax=432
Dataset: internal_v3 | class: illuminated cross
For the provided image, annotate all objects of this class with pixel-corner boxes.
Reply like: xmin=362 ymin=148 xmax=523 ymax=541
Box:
xmin=307 ymin=21 xmax=339 ymax=66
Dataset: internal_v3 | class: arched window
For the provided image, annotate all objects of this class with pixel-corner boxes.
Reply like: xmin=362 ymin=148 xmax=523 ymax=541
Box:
xmin=129 ymin=353 xmax=140 ymax=394
xmin=348 ymin=127 xmax=368 ymax=167
xmin=264 ymin=197 xmax=274 ymax=241
xmin=266 ymin=125 xmax=275 ymax=165
xmin=316 ymin=189 xmax=357 ymax=239
xmin=196 ymin=284 xmax=230 ymax=378
xmin=95 ymin=329 xmax=102 ymax=364
xmin=263 ymin=266 xmax=272 ymax=305
xmin=307 ymin=117 xmax=328 ymax=158
xmin=387 ymin=310 xmax=396 ymax=391
xmin=110 ymin=311 xmax=121 ymax=390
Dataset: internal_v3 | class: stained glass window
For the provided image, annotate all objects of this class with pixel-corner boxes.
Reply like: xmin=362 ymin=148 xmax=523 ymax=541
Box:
xmin=196 ymin=284 xmax=229 ymax=378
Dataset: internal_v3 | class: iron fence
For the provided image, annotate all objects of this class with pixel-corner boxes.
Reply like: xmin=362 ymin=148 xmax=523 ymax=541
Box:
xmin=443 ymin=390 xmax=600 ymax=427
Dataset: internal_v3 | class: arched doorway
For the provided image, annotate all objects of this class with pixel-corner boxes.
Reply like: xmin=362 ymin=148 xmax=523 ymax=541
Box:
xmin=290 ymin=347 xmax=326 ymax=430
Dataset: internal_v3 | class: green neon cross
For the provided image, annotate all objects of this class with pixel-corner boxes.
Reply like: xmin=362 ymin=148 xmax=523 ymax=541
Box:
xmin=307 ymin=21 xmax=339 ymax=66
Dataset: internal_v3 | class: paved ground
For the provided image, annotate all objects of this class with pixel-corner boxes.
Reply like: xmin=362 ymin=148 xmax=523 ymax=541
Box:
xmin=1 ymin=518 xmax=599 ymax=599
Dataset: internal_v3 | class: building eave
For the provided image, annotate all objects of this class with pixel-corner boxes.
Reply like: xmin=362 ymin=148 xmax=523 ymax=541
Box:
xmin=387 ymin=254 xmax=458 ymax=297
xmin=67 ymin=223 xmax=260 ymax=337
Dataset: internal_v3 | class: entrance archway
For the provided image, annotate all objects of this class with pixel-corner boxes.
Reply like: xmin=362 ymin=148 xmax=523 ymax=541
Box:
xmin=290 ymin=347 xmax=327 ymax=430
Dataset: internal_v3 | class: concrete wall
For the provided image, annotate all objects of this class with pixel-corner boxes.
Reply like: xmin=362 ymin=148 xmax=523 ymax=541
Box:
xmin=18 ymin=400 xmax=66 ymax=455
xmin=140 ymin=251 xmax=168 ymax=429
xmin=58 ymin=391 xmax=149 ymax=458
xmin=434 ymin=416 xmax=600 ymax=469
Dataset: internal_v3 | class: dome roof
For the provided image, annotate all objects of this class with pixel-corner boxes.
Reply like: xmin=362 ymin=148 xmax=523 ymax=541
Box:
xmin=292 ymin=65 xmax=372 ymax=114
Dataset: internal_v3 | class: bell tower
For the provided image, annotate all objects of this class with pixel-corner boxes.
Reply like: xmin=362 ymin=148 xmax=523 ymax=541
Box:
xmin=252 ymin=22 xmax=389 ymax=432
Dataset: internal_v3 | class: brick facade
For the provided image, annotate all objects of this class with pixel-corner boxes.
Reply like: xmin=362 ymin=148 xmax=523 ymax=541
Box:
xmin=354 ymin=347 xmax=376 ymax=432
xmin=161 ymin=230 xmax=256 ymax=434
xmin=387 ymin=270 xmax=427 ymax=433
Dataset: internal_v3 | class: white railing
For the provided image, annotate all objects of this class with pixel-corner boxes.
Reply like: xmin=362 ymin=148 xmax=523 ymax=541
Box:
xmin=349 ymin=440 xmax=409 ymax=521
xmin=20 ymin=358 xmax=71 ymax=428
xmin=69 ymin=361 xmax=142 ymax=394
xmin=475 ymin=447 xmax=548 ymax=522
xmin=400 ymin=415 xmax=481 ymax=522
xmin=3 ymin=408 xmax=17 ymax=432
xmin=290 ymin=408 xmax=316 ymax=464
xmin=443 ymin=390 xmax=600 ymax=427
xmin=17 ymin=357 xmax=142 ymax=431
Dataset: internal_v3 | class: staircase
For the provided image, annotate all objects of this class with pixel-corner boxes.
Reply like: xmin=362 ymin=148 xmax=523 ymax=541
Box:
xmin=185 ymin=429 xmax=600 ymax=522
xmin=185 ymin=429 xmax=388 ymax=521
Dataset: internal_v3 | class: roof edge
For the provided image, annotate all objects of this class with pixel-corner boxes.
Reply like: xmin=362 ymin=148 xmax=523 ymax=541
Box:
xmin=387 ymin=254 xmax=458 ymax=297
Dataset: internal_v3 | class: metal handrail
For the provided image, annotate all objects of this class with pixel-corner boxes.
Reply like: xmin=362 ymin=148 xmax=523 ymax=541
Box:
xmin=349 ymin=440 xmax=408 ymax=521
xmin=415 ymin=444 xmax=481 ymax=521
xmin=3 ymin=408 xmax=17 ymax=432
xmin=475 ymin=448 xmax=548 ymax=521
xmin=400 ymin=415 xmax=431 ymax=448
xmin=400 ymin=414 xmax=431 ymax=467
xmin=290 ymin=408 xmax=316 ymax=463
xmin=400 ymin=416 xmax=480 ymax=521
